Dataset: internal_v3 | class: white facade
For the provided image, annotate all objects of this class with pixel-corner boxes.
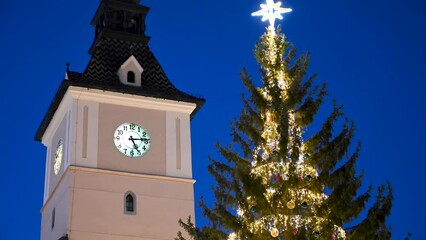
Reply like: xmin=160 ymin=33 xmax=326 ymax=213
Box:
xmin=40 ymin=86 xmax=197 ymax=240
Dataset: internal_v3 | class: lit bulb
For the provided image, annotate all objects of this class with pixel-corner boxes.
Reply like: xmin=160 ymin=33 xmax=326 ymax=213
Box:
xmin=287 ymin=200 xmax=295 ymax=209
xmin=270 ymin=227 xmax=279 ymax=237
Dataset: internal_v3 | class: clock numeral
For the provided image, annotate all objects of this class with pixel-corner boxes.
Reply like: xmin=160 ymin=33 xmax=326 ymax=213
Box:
xmin=117 ymin=130 xmax=123 ymax=135
xmin=142 ymin=132 xmax=147 ymax=137
xmin=123 ymin=126 xmax=128 ymax=131
xmin=116 ymin=136 xmax=120 ymax=140
xmin=138 ymin=127 xmax=141 ymax=132
xmin=118 ymin=144 xmax=122 ymax=149
xmin=144 ymin=139 xmax=150 ymax=144
xmin=130 ymin=150 xmax=134 ymax=157
xmin=124 ymin=149 xmax=128 ymax=154
xmin=142 ymin=146 xmax=146 ymax=151
xmin=130 ymin=123 xmax=136 ymax=130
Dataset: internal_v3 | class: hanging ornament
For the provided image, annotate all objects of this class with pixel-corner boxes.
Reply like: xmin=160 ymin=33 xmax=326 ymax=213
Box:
xmin=293 ymin=229 xmax=298 ymax=235
xmin=262 ymin=152 xmax=269 ymax=160
xmin=301 ymin=201 xmax=308 ymax=209
xmin=251 ymin=160 xmax=257 ymax=167
xmin=297 ymin=174 xmax=303 ymax=181
xmin=270 ymin=175 xmax=278 ymax=183
xmin=286 ymin=200 xmax=295 ymax=209
xmin=275 ymin=173 xmax=281 ymax=182
xmin=270 ymin=227 xmax=279 ymax=237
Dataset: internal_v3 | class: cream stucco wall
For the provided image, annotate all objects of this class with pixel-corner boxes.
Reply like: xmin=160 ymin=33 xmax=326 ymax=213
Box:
xmin=97 ymin=103 xmax=167 ymax=175
xmin=68 ymin=167 xmax=195 ymax=239
xmin=41 ymin=173 xmax=70 ymax=240
xmin=74 ymin=100 xmax=99 ymax=168
xmin=47 ymin=112 xmax=68 ymax=197
xmin=165 ymin=112 xmax=193 ymax=178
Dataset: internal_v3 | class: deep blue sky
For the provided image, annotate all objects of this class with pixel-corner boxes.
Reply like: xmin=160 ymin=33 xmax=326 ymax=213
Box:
xmin=0 ymin=0 xmax=425 ymax=239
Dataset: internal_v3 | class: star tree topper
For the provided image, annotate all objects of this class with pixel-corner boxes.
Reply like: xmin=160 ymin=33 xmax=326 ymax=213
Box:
xmin=252 ymin=0 xmax=292 ymax=33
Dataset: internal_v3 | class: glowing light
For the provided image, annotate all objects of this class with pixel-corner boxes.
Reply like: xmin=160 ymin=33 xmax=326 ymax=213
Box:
xmin=252 ymin=0 xmax=292 ymax=28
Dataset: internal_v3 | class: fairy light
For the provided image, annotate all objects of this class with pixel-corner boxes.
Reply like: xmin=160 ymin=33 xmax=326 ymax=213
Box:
xmin=226 ymin=2 xmax=346 ymax=239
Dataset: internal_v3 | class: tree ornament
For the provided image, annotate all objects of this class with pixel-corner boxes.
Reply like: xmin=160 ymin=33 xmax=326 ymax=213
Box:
xmin=293 ymin=229 xmax=298 ymax=235
xmin=301 ymin=201 xmax=308 ymax=209
xmin=286 ymin=200 xmax=295 ymax=209
xmin=270 ymin=175 xmax=278 ymax=183
xmin=262 ymin=152 xmax=269 ymax=160
xmin=251 ymin=160 xmax=257 ymax=167
xmin=276 ymin=173 xmax=281 ymax=181
xmin=270 ymin=227 xmax=279 ymax=237
xmin=281 ymin=173 xmax=289 ymax=181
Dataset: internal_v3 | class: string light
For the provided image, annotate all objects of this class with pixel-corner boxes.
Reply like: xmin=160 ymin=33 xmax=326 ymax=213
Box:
xmin=227 ymin=2 xmax=346 ymax=239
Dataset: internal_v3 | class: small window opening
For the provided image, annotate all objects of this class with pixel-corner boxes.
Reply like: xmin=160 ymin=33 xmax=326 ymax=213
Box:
xmin=124 ymin=191 xmax=136 ymax=215
xmin=126 ymin=194 xmax=134 ymax=212
xmin=51 ymin=208 xmax=56 ymax=230
xmin=127 ymin=71 xmax=135 ymax=83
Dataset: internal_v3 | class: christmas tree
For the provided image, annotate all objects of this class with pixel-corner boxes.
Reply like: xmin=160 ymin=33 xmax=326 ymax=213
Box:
xmin=177 ymin=1 xmax=393 ymax=239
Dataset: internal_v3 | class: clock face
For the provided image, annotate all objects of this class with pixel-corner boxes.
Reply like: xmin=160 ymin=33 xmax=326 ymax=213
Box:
xmin=113 ymin=122 xmax=151 ymax=157
xmin=54 ymin=140 xmax=63 ymax=175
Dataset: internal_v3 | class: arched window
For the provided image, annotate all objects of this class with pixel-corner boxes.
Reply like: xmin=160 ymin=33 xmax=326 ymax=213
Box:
xmin=126 ymin=194 xmax=134 ymax=211
xmin=124 ymin=191 xmax=136 ymax=215
xmin=127 ymin=71 xmax=135 ymax=83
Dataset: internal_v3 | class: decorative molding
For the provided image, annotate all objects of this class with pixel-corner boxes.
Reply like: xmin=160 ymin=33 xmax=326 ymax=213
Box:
xmin=68 ymin=87 xmax=196 ymax=114
xmin=71 ymin=166 xmax=196 ymax=183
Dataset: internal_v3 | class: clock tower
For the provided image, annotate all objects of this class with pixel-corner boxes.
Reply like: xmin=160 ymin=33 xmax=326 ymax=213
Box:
xmin=35 ymin=1 xmax=204 ymax=240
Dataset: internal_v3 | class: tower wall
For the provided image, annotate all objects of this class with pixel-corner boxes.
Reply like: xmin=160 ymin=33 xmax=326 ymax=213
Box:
xmin=68 ymin=167 xmax=195 ymax=239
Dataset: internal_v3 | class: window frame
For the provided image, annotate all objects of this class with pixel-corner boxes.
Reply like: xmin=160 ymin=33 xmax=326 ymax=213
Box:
xmin=124 ymin=191 xmax=137 ymax=215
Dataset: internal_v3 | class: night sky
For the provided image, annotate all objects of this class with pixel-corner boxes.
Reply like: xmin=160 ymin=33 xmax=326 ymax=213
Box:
xmin=0 ymin=0 xmax=425 ymax=239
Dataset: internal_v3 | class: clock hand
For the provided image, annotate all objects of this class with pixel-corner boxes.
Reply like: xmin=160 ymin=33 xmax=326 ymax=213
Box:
xmin=128 ymin=136 xmax=138 ymax=149
xmin=130 ymin=138 xmax=150 ymax=141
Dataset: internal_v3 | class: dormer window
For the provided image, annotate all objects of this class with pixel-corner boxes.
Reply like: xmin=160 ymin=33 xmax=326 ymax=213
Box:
xmin=127 ymin=71 xmax=135 ymax=83
xmin=117 ymin=55 xmax=143 ymax=87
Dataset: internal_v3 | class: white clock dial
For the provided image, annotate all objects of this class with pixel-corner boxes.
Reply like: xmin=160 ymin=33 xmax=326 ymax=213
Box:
xmin=113 ymin=122 xmax=151 ymax=157
xmin=54 ymin=140 xmax=63 ymax=175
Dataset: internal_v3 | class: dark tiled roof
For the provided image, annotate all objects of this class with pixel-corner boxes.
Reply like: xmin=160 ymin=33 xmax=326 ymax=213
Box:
xmin=80 ymin=33 xmax=203 ymax=105
xmin=35 ymin=33 xmax=205 ymax=141
xmin=58 ymin=235 xmax=68 ymax=240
